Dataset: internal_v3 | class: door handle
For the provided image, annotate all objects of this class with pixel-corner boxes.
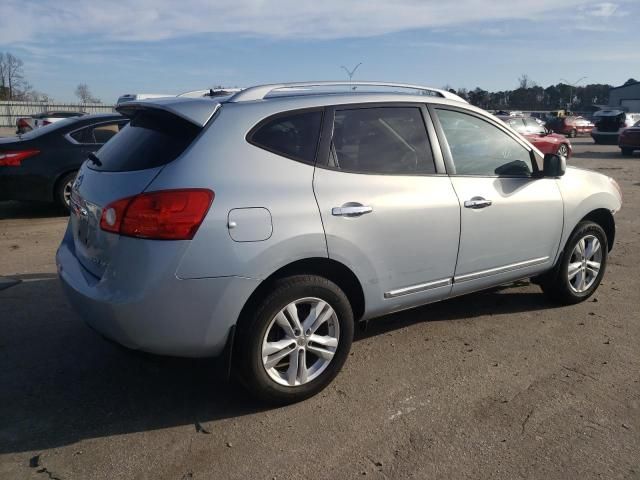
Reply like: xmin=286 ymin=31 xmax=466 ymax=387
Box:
xmin=332 ymin=204 xmax=373 ymax=217
xmin=464 ymin=197 xmax=492 ymax=209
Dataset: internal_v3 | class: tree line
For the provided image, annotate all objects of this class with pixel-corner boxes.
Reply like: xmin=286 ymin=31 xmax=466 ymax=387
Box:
xmin=446 ymin=75 xmax=638 ymax=112
xmin=0 ymin=51 xmax=100 ymax=103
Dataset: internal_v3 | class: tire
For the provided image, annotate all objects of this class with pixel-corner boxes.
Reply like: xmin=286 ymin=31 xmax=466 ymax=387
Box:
xmin=557 ymin=143 xmax=569 ymax=157
xmin=235 ymin=275 xmax=354 ymax=405
xmin=621 ymin=148 xmax=633 ymax=157
xmin=55 ymin=171 xmax=78 ymax=212
xmin=568 ymin=129 xmax=577 ymax=138
xmin=541 ymin=221 xmax=608 ymax=305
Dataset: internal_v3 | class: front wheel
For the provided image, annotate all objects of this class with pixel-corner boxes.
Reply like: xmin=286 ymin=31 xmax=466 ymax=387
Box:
xmin=557 ymin=143 xmax=569 ymax=157
xmin=236 ymin=275 xmax=354 ymax=404
xmin=541 ymin=221 xmax=608 ymax=304
xmin=568 ymin=129 xmax=577 ymax=138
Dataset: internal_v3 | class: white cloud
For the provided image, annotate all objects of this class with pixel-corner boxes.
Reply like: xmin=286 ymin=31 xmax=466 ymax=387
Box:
xmin=587 ymin=2 xmax=619 ymax=16
xmin=0 ymin=0 xmax=607 ymax=44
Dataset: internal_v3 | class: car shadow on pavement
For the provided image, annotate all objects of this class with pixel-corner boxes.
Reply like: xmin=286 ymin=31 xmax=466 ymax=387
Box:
xmin=0 ymin=201 xmax=67 ymax=220
xmin=0 ymin=276 xmax=558 ymax=454
xmin=356 ymin=280 xmax=553 ymax=341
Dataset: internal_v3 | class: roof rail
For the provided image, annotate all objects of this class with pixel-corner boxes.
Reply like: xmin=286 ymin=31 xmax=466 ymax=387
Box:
xmin=227 ymin=81 xmax=468 ymax=103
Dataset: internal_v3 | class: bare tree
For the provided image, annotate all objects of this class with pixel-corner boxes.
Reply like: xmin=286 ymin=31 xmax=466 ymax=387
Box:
xmin=0 ymin=53 xmax=6 ymax=99
xmin=518 ymin=74 xmax=537 ymax=90
xmin=75 ymin=83 xmax=101 ymax=103
xmin=5 ymin=53 xmax=26 ymax=99
xmin=0 ymin=52 xmax=41 ymax=100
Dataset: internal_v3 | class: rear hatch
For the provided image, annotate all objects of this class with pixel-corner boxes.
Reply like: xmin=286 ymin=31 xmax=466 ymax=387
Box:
xmin=595 ymin=111 xmax=625 ymax=132
xmin=69 ymin=98 xmax=218 ymax=278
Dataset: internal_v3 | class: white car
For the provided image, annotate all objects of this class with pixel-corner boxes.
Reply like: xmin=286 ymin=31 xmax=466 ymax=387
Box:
xmin=16 ymin=111 xmax=85 ymax=134
xmin=116 ymin=93 xmax=172 ymax=106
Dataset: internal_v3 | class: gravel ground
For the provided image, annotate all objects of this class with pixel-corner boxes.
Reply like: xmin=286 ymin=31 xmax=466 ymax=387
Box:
xmin=0 ymin=137 xmax=638 ymax=480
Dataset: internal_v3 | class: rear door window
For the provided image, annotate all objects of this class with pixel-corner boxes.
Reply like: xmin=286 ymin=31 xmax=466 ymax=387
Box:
xmin=89 ymin=111 xmax=201 ymax=172
xmin=330 ymin=107 xmax=435 ymax=174
xmin=249 ymin=110 xmax=323 ymax=164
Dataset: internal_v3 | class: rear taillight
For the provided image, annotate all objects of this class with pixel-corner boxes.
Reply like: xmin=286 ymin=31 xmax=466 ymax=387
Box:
xmin=100 ymin=189 xmax=214 ymax=240
xmin=0 ymin=149 xmax=40 ymax=167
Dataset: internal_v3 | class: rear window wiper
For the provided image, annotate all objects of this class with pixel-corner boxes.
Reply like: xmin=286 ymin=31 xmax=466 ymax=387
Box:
xmin=88 ymin=152 xmax=102 ymax=167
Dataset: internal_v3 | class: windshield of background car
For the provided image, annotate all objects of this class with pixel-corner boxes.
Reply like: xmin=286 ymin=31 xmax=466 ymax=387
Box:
xmin=524 ymin=118 xmax=545 ymax=134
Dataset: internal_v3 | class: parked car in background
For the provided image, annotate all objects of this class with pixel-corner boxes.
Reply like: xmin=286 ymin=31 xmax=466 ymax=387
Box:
xmin=15 ymin=116 xmax=36 ymax=134
xmin=116 ymin=93 xmax=172 ymax=105
xmin=15 ymin=111 xmax=86 ymax=134
xmin=619 ymin=120 xmax=640 ymax=156
xmin=498 ymin=115 xmax=572 ymax=158
xmin=547 ymin=116 xmax=594 ymax=138
xmin=591 ymin=110 xmax=640 ymax=144
xmin=56 ymin=81 xmax=620 ymax=404
xmin=1 ymin=113 xmax=127 ymax=210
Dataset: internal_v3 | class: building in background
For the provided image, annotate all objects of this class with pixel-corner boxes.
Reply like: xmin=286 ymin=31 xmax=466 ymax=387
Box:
xmin=608 ymin=81 xmax=640 ymax=112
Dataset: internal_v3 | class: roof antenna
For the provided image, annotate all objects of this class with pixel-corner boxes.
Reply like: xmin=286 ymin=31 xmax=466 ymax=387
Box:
xmin=340 ymin=63 xmax=363 ymax=89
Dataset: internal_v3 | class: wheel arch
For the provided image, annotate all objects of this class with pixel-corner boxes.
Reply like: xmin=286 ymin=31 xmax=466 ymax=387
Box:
xmin=581 ymin=208 xmax=615 ymax=251
xmin=237 ymin=257 xmax=366 ymax=327
xmin=51 ymin=168 xmax=78 ymax=203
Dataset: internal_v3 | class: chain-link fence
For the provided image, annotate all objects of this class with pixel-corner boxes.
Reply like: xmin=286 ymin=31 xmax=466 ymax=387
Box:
xmin=0 ymin=101 xmax=116 ymax=127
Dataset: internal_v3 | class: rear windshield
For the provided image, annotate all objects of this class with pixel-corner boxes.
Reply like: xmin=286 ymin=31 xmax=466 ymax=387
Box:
xmin=88 ymin=110 xmax=201 ymax=172
xmin=19 ymin=117 xmax=77 ymax=139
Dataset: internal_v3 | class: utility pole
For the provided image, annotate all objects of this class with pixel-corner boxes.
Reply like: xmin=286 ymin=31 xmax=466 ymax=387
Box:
xmin=560 ymin=76 xmax=587 ymax=111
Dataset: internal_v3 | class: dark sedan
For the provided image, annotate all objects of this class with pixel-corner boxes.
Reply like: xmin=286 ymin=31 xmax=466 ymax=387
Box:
xmin=0 ymin=113 xmax=127 ymax=210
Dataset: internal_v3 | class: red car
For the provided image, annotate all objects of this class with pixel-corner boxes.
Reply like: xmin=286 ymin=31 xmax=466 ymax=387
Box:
xmin=619 ymin=120 xmax=640 ymax=156
xmin=547 ymin=116 xmax=594 ymax=138
xmin=499 ymin=116 xmax=572 ymax=158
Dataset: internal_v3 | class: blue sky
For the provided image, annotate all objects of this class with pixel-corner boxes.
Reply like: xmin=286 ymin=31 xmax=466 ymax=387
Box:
xmin=1 ymin=0 xmax=638 ymax=103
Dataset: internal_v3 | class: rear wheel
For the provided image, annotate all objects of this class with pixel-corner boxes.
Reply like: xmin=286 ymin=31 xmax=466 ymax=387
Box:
xmin=236 ymin=275 xmax=354 ymax=404
xmin=541 ymin=221 xmax=607 ymax=305
xmin=621 ymin=147 xmax=633 ymax=156
xmin=557 ymin=143 xmax=569 ymax=157
xmin=55 ymin=171 xmax=78 ymax=212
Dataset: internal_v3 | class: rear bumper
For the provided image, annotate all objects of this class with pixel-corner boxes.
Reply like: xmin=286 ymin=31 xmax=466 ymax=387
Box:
xmin=591 ymin=131 xmax=620 ymax=143
xmin=619 ymin=138 xmax=640 ymax=149
xmin=56 ymin=228 xmax=259 ymax=357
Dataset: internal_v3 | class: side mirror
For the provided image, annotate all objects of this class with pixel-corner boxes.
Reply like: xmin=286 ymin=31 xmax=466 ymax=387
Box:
xmin=543 ymin=153 xmax=566 ymax=177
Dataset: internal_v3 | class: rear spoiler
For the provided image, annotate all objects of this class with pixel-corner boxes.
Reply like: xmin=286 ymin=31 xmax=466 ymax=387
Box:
xmin=116 ymin=97 xmax=221 ymax=127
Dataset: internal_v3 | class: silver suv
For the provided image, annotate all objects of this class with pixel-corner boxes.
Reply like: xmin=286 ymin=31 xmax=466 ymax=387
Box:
xmin=57 ymin=82 xmax=622 ymax=404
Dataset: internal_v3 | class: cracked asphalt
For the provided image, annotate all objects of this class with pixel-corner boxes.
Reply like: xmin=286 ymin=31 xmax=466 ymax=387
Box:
xmin=0 ymin=137 xmax=639 ymax=479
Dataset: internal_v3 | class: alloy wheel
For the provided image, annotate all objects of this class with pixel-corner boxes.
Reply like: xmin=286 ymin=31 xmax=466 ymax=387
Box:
xmin=568 ymin=234 xmax=602 ymax=293
xmin=261 ymin=297 xmax=340 ymax=387
xmin=63 ymin=179 xmax=74 ymax=206
xmin=558 ymin=144 xmax=569 ymax=157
